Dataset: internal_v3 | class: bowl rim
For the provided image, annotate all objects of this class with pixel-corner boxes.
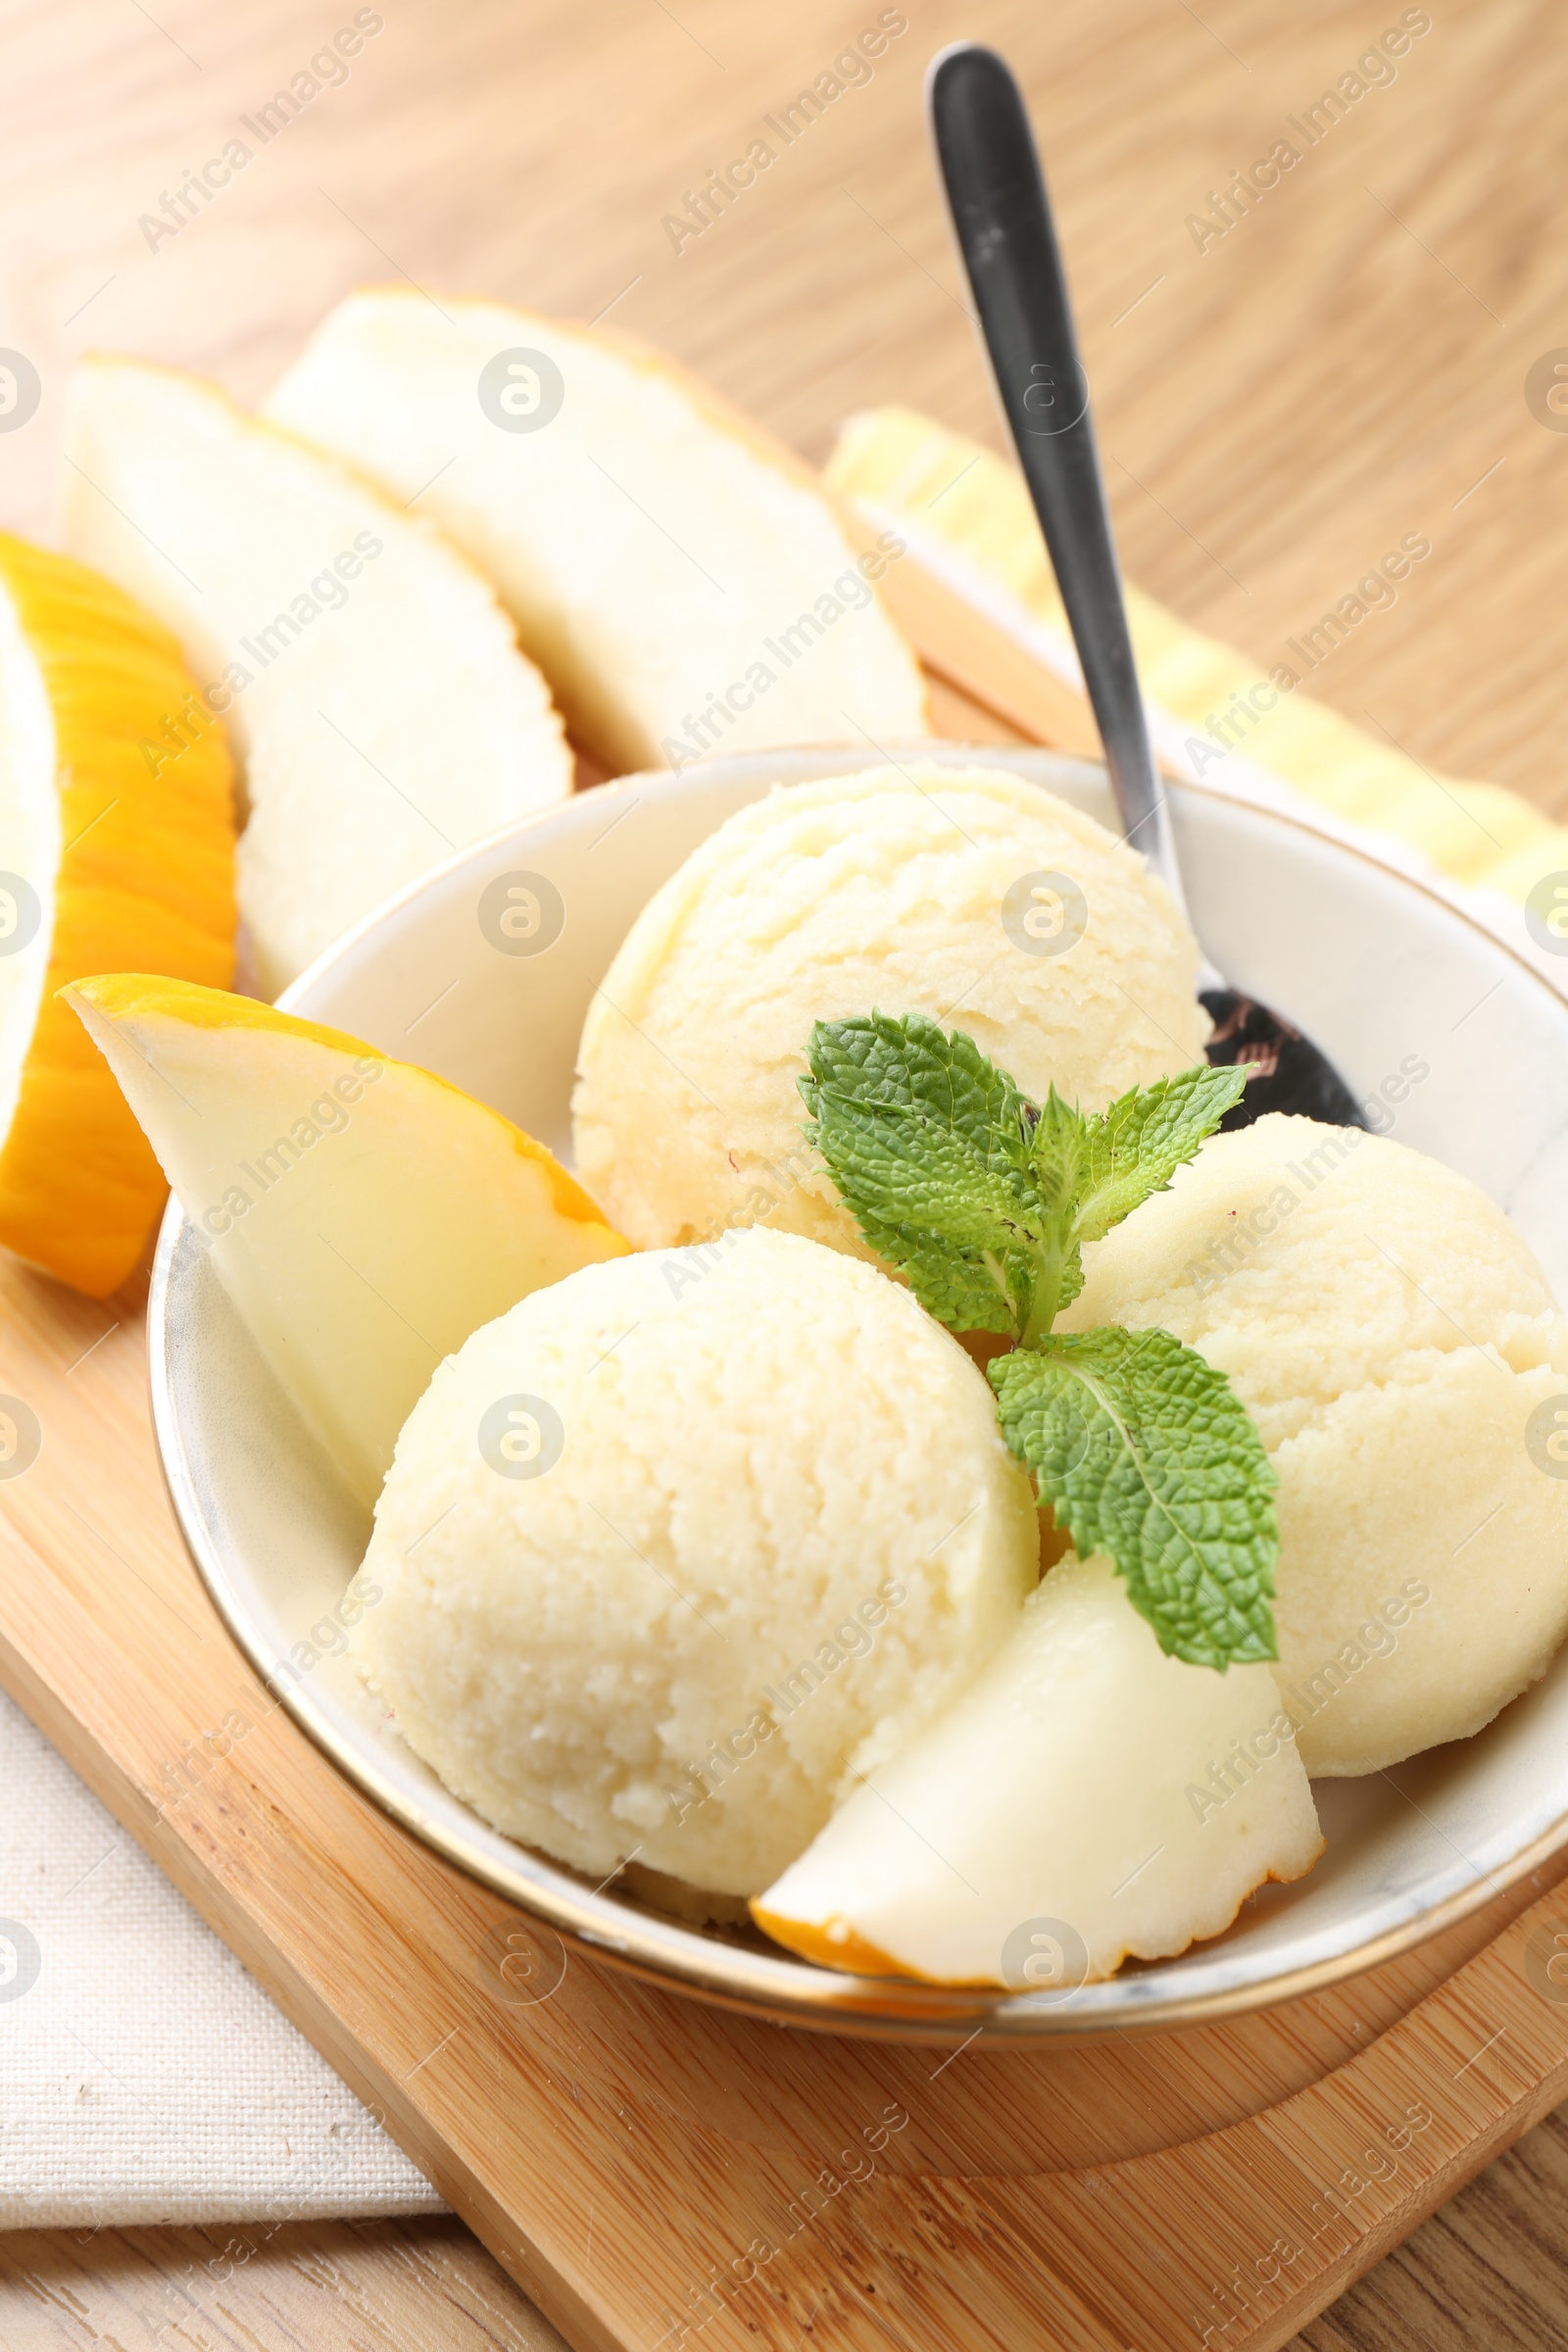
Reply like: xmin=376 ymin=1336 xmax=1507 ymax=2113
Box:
xmin=145 ymin=743 xmax=1568 ymax=2043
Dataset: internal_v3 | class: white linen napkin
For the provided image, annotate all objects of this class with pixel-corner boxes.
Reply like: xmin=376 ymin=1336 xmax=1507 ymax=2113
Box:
xmin=0 ymin=1688 xmax=445 ymax=2228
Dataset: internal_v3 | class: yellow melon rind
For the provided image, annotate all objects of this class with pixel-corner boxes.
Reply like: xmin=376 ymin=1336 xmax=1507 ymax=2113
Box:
xmin=0 ymin=538 xmax=234 ymax=1296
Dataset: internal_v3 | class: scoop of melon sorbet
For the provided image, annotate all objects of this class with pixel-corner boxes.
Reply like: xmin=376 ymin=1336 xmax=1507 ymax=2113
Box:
xmin=347 ymin=1226 xmax=1039 ymax=1894
xmin=1057 ymin=1113 xmax=1568 ymax=1775
xmin=571 ymin=762 xmax=1209 ymax=1255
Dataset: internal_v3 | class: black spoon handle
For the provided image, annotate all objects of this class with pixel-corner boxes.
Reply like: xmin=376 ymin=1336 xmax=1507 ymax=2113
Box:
xmin=926 ymin=42 xmax=1186 ymax=919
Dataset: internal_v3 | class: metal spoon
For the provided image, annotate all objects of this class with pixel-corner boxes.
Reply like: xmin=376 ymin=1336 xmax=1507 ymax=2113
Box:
xmin=927 ymin=41 xmax=1364 ymax=1130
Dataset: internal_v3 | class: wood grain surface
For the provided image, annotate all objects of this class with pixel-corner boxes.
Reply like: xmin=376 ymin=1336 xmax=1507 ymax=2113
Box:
xmin=2 ymin=0 xmax=1566 ymax=2345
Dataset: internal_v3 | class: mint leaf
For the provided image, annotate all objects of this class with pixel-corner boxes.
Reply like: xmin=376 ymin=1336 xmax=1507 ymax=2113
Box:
xmin=801 ymin=1014 xmax=1044 ymax=1336
xmin=1029 ymin=1083 xmax=1092 ymax=1223
xmin=1019 ymin=1084 xmax=1091 ymax=1337
xmin=1069 ymin=1064 xmax=1248 ymax=1247
xmin=990 ymin=1326 xmax=1278 ymax=1669
xmin=849 ymin=1204 xmax=1028 ymax=1336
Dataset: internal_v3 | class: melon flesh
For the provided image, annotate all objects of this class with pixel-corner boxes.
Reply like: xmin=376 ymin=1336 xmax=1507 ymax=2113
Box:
xmin=266 ymin=290 xmax=929 ymax=773
xmin=61 ymin=356 xmax=571 ymax=996
xmin=754 ymin=1552 xmax=1323 ymax=1987
xmin=67 ymin=975 xmax=627 ymax=1506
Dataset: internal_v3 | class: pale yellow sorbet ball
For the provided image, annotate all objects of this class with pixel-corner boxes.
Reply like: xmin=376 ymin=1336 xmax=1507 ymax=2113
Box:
xmin=1057 ymin=1114 xmax=1568 ymax=1776
xmin=349 ymin=1227 xmax=1039 ymax=1895
xmin=572 ymin=764 xmax=1208 ymax=1253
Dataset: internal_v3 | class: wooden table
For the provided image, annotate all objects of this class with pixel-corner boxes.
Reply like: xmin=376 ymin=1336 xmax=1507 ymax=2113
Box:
xmin=3 ymin=0 xmax=1566 ymax=2342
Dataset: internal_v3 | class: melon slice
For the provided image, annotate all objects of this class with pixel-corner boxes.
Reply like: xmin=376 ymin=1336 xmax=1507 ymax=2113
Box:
xmin=0 ymin=535 xmax=233 ymax=1296
xmin=754 ymin=1552 xmax=1323 ymax=1987
xmin=66 ymin=975 xmax=628 ymax=1505
xmin=60 ymin=356 xmax=572 ymax=997
xmin=266 ymin=288 xmax=930 ymax=773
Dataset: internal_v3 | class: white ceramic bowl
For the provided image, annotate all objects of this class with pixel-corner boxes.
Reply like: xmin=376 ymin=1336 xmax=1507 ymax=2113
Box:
xmin=148 ymin=747 xmax=1568 ymax=2039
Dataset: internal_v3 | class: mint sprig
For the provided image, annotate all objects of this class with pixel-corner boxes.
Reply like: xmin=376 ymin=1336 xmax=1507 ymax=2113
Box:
xmin=802 ymin=1015 xmax=1276 ymax=1669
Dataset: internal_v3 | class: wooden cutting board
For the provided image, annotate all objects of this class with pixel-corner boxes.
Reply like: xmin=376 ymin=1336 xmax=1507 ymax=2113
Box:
xmin=5 ymin=612 xmax=1568 ymax=2352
